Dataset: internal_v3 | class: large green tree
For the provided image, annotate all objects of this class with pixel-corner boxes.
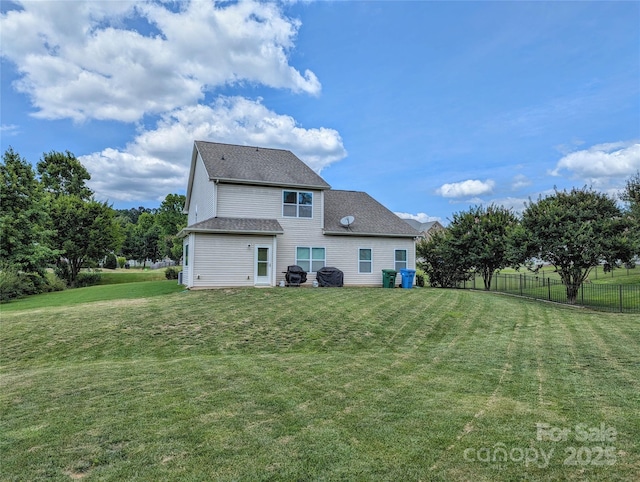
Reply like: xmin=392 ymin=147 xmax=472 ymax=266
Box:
xmin=37 ymin=150 xmax=92 ymax=200
xmin=156 ymin=193 xmax=187 ymax=262
xmin=0 ymin=148 xmax=55 ymax=278
xmin=621 ymin=171 xmax=640 ymax=256
xmin=521 ymin=187 xmax=633 ymax=304
xmin=445 ymin=204 xmax=522 ymax=290
xmin=37 ymin=151 xmax=122 ymax=286
xmin=49 ymin=196 xmax=122 ymax=285
xmin=121 ymin=212 xmax=161 ymax=268
xmin=416 ymin=230 xmax=470 ymax=288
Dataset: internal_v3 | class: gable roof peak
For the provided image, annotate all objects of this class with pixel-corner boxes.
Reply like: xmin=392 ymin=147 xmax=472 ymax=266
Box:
xmin=193 ymin=140 xmax=330 ymax=190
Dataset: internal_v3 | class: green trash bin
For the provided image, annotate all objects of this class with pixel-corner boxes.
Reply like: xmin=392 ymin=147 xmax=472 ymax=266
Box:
xmin=382 ymin=269 xmax=397 ymax=288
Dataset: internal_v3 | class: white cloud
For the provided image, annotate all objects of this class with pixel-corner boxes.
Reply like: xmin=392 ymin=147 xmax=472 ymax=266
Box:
xmin=511 ymin=174 xmax=531 ymax=190
xmin=0 ymin=124 xmax=20 ymax=136
xmin=81 ymin=97 xmax=346 ymax=203
xmin=395 ymin=212 xmax=442 ymax=223
xmin=550 ymin=141 xmax=640 ymax=179
xmin=486 ymin=197 xmax=529 ymax=215
xmin=0 ymin=0 xmax=320 ymax=122
xmin=436 ymin=179 xmax=495 ymax=198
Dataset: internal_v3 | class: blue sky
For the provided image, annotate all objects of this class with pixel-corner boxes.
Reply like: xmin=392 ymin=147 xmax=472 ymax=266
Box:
xmin=1 ymin=1 xmax=639 ymax=224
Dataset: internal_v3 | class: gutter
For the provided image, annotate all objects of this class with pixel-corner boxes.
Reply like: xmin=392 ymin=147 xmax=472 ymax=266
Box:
xmin=211 ymin=177 xmax=330 ymax=191
xmin=323 ymin=230 xmax=419 ymax=238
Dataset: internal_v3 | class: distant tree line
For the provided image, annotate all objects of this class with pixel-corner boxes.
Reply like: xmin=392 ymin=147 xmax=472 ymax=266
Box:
xmin=1 ymin=147 xmax=186 ymax=301
xmin=417 ymin=179 xmax=640 ymax=305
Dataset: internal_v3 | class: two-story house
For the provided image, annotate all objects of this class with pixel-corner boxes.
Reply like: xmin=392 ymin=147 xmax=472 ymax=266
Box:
xmin=180 ymin=141 xmax=419 ymax=288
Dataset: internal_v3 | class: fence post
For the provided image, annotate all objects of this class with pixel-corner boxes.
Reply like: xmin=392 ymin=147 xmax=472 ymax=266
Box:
xmin=620 ymin=285 xmax=623 ymax=313
xmin=548 ymin=281 xmax=551 ymax=301
xmin=520 ymin=274 xmax=523 ymax=296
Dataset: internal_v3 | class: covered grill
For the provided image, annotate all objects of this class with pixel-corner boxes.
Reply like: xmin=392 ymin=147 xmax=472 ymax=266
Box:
xmin=316 ymin=267 xmax=344 ymax=287
xmin=285 ymin=265 xmax=307 ymax=286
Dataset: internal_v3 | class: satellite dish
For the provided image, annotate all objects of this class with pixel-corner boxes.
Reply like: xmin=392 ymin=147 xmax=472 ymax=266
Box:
xmin=340 ymin=215 xmax=355 ymax=227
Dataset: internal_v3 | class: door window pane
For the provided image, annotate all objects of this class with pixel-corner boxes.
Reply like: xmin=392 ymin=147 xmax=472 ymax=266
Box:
xmin=257 ymin=247 xmax=269 ymax=277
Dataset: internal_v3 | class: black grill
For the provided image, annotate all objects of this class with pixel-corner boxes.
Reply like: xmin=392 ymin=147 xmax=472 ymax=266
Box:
xmin=285 ymin=265 xmax=307 ymax=286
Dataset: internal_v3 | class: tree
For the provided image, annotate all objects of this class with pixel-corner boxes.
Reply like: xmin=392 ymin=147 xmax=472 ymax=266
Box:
xmin=621 ymin=171 xmax=640 ymax=256
xmin=521 ymin=187 xmax=634 ymax=304
xmin=49 ymin=196 xmax=122 ymax=286
xmin=0 ymin=148 xmax=55 ymax=278
xmin=37 ymin=150 xmax=92 ymax=199
xmin=416 ymin=230 xmax=471 ymax=288
xmin=155 ymin=193 xmax=187 ymax=262
xmin=621 ymin=171 xmax=640 ymax=210
xmin=445 ymin=204 xmax=522 ymax=290
xmin=136 ymin=212 xmax=162 ymax=267
xmin=121 ymin=212 xmax=161 ymax=268
xmin=37 ymin=151 xmax=122 ymax=286
xmin=115 ymin=206 xmax=156 ymax=224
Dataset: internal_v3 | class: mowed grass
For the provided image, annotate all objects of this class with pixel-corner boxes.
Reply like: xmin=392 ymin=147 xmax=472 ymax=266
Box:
xmin=1 ymin=280 xmax=184 ymax=312
xmin=1 ymin=286 xmax=638 ymax=481
xmin=97 ymin=268 xmax=171 ymax=285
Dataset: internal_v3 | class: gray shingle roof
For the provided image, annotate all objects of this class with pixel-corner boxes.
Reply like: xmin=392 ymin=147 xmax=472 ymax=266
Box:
xmin=195 ymin=141 xmax=331 ymax=190
xmin=403 ymin=219 xmax=442 ymax=232
xmin=182 ymin=217 xmax=284 ymax=235
xmin=323 ymin=190 xmax=420 ymax=237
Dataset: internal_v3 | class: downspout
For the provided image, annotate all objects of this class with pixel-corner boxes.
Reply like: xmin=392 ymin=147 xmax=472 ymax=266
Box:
xmin=272 ymin=236 xmax=278 ymax=286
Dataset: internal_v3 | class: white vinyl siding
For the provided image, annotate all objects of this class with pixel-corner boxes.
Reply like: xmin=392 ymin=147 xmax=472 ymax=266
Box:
xmin=319 ymin=237 xmax=416 ymax=286
xmin=187 ymin=182 xmax=416 ymax=288
xmin=217 ymin=184 xmax=282 ymax=218
xmin=188 ymin=234 xmax=275 ymax=288
xmin=188 ymin=153 xmax=215 ymax=225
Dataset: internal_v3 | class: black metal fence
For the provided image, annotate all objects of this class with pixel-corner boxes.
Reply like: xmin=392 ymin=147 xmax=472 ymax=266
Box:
xmin=458 ymin=273 xmax=640 ymax=314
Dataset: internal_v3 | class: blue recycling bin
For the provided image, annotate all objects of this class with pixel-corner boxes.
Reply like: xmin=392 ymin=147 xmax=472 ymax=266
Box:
xmin=400 ymin=269 xmax=416 ymax=289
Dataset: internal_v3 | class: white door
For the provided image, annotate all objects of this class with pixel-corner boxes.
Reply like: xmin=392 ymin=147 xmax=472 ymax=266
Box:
xmin=255 ymin=245 xmax=271 ymax=285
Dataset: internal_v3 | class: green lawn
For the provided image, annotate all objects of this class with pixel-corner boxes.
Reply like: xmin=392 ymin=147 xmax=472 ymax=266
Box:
xmin=1 ymin=280 xmax=184 ymax=312
xmin=1 ymin=285 xmax=638 ymax=480
xmin=97 ymin=268 xmax=172 ymax=285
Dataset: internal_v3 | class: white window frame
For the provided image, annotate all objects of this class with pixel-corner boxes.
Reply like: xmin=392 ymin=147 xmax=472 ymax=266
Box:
xmin=296 ymin=246 xmax=325 ymax=273
xmin=395 ymin=249 xmax=408 ymax=272
xmin=283 ymin=190 xmax=313 ymax=218
xmin=358 ymin=248 xmax=373 ymax=273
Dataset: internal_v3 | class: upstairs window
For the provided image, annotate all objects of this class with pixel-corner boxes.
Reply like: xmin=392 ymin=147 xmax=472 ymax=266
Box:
xmin=283 ymin=190 xmax=313 ymax=218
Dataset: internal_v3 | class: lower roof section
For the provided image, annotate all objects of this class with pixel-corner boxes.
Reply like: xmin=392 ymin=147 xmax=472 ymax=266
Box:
xmin=180 ymin=217 xmax=284 ymax=236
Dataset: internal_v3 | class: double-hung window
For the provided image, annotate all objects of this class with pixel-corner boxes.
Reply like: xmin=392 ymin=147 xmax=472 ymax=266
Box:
xmin=296 ymin=247 xmax=325 ymax=273
xmin=359 ymin=248 xmax=372 ymax=273
xmin=395 ymin=249 xmax=407 ymax=271
xmin=283 ymin=190 xmax=313 ymax=218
